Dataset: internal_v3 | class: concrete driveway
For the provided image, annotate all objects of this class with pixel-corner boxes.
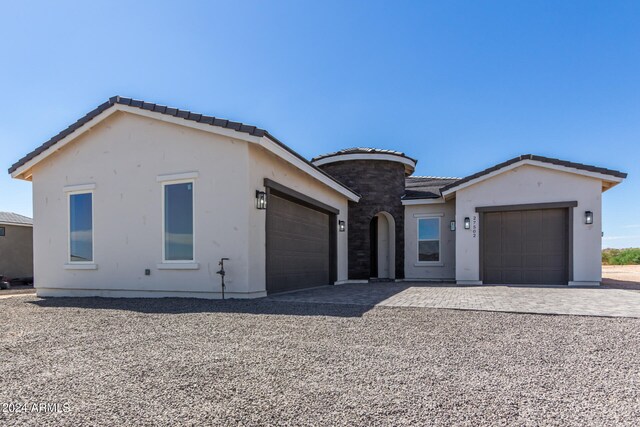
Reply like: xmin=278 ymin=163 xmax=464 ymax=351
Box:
xmin=269 ymin=282 xmax=640 ymax=318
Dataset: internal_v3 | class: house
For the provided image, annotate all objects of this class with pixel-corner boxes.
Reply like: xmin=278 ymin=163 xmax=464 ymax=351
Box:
xmin=0 ymin=212 xmax=33 ymax=281
xmin=9 ymin=97 xmax=626 ymax=298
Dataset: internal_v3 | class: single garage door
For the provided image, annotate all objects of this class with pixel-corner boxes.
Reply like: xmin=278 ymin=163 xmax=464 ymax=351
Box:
xmin=482 ymin=208 xmax=568 ymax=285
xmin=266 ymin=192 xmax=332 ymax=293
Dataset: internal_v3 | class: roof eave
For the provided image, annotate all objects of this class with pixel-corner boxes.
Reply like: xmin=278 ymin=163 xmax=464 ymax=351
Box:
xmin=9 ymin=98 xmax=361 ymax=201
xmin=440 ymin=158 xmax=627 ymax=197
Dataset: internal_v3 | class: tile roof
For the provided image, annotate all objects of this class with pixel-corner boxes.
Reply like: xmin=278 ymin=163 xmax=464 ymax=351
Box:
xmin=312 ymin=147 xmax=418 ymax=164
xmin=0 ymin=212 xmax=33 ymax=225
xmin=403 ymin=176 xmax=460 ymax=199
xmin=8 ymin=96 xmax=359 ymax=198
xmin=440 ymin=154 xmax=628 ymax=193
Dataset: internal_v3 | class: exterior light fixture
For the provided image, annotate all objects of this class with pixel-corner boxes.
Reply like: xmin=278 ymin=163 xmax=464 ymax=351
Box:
xmin=338 ymin=220 xmax=346 ymax=232
xmin=585 ymin=211 xmax=593 ymax=225
xmin=450 ymin=220 xmax=456 ymax=231
xmin=464 ymin=217 xmax=471 ymax=230
xmin=255 ymin=190 xmax=267 ymax=210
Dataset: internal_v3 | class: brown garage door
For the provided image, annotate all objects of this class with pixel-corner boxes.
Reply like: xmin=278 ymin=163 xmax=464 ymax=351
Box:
xmin=482 ymin=208 xmax=568 ymax=285
xmin=266 ymin=193 xmax=331 ymax=293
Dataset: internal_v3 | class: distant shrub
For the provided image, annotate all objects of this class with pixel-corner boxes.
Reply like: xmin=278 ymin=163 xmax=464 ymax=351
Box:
xmin=603 ymin=248 xmax=640 ymax=265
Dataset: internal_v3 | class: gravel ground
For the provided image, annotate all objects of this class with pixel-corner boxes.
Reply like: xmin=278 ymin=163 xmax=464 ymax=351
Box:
xmin=1 ymin=296 xmax=639 ymax=426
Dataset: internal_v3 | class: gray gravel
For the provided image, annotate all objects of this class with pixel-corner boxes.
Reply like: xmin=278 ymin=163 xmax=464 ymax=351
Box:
xmin=1 ymin=296 xmax=639 ymax=426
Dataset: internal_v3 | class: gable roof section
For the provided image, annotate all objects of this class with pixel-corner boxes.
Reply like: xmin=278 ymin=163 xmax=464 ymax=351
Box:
xmin=0 ymin=212 xmax=33 ymax=226
xmin=9 ymin=96 xmax=360 ymax=201
xmin=440 ymin=154 xmax=627 ymax=196
xmin=403 ymin=176 xmax=460 ymax=200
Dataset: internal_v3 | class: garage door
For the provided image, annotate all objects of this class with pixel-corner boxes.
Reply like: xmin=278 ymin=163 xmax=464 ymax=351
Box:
xmin=482 ymin=208 xmax=568 ymax=285
xmin=266 ymin=193 xmax=332 ymax=293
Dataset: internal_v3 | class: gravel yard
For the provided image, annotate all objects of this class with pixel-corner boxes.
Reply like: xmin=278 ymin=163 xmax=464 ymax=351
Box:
xmin=1 ymin=296 xmax=640 ymax=426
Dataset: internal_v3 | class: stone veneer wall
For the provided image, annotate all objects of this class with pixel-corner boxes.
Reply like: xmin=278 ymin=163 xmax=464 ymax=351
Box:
xmin=317 ymin=160 xmax=406 ymax=280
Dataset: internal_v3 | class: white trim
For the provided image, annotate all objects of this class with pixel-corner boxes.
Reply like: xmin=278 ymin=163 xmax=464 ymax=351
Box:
xmin=156 ymin=263 xmax=200 ymax=270
xmin=67 ymin=190 xmax=95 ymax=265
xmin=417 ymin=216 xmax=441 ymax=265
xmin=63 ymin=183 xmax=96 ymax=192
xmin=161 ymin=179 xmax=196 ymax=264
xmin=457 ymin=280 xmax=483 ymax=285
xmin=156 ymin=171 xmax=199 ymax=182
xmin=11 ymin=107 xmax=120 ymax=179
xmin=414 ymin=262 xmax=444 ymax=267
xmin=64 ymin=263 xmax=98 ymax=270
xmin=0 ymin=222 xmax=32 ymax=228
xmin=117 ymin=104 xmax=263 ymax=143
xmin=12 ymin=103 xmax=360 ymax=202
xmin=311 ymin=153 xmax=416 ymax=173
xmin=441 ymin=159 xmax=625 ymax=197
xmin=413 ymin=212 xmax=445 ymax=218
xmin=402 ymin=198 xmax=446 ymax=205
xmin=260 ymin=136 xmax=360 ymax=202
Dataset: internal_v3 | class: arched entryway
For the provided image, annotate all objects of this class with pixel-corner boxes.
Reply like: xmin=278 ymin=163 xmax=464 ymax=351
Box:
xmin=369 ymin=212 xmax=396 ymax=279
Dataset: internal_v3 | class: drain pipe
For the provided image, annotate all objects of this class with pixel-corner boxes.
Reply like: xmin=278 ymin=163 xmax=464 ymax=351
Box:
xmin=216 ymin=258 xmax=230 ymax=299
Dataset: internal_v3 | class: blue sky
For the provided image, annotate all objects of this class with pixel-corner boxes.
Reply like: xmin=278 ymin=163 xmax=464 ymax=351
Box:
xmin=1 ymin=1 xmax=638 ymax=247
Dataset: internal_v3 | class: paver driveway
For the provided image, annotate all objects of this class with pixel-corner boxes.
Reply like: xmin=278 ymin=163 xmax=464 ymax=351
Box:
xmin=269 ymin=282 xmax=640 ymax=318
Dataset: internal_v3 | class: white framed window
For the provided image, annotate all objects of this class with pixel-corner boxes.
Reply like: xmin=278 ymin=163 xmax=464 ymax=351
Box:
xmin=161 ymin=180 xmax=195 ymax=263
xmin=417 ymin=217 xmax=440 ymax=263
xmin=68 ymin=191 xmax=94 ymax=264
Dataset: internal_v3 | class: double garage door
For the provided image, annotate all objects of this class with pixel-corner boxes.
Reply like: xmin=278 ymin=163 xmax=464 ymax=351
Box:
xmin=482 ymin=208 xmax=569 ymax=285
xmin=266 ymin=191 xmax=335 ymax=294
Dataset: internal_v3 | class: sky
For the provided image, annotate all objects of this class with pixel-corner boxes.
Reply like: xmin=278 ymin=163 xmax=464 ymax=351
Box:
xmin=0 ymin=0 xmax=638 ymax=248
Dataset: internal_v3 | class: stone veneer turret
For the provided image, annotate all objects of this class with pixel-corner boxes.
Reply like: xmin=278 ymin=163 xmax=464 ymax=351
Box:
xmin=312 ymin=148 xmax=417 ymax=280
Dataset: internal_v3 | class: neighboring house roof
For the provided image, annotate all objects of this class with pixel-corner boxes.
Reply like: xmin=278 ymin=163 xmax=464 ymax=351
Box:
xmin=8 ymin=96 xmax=360 ymax=201
xmin=0 ymin=212 xmax=33 ymax=226
xmin=312 ymin=147 xmax=418 ymax=164
xmin=403 ymin=176 xmax=460 ymax=199
xmin=440 ymin=154 xmax=628 ymax=195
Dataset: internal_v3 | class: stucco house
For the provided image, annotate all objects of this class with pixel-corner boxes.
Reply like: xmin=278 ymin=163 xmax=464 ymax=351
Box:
xmin=0 ymin=211 xmax=33 ymax=281
xmin=9 ymin=97 xmax=626 ymax=298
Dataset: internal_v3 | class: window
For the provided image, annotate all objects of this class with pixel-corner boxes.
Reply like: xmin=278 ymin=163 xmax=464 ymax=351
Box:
xmin=163 ymin=181 xmax=194 ymax=262
xmin=418 ymin=217 xmax=440 ymax=262
xmin=0 ymin=227 xmax=5 ymax=237
xmin=69 ymin=192 xmax=93 ymax=262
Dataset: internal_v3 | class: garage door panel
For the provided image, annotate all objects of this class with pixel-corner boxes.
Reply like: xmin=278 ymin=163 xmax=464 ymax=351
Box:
xmin=484 ymin=269 xmax=503 ymax=284
xmin=503 ymin=269 xmax=523 ymax=283
xmin=523 ymin=270 xmax=543 ymax=283
xmin=503 ymin=253 xmax=522 ymax=268
xmin=543 ymin=253 xmax=565 ymax=269
xmin=483 ymin=208 xmax=568 ymax=285
xmin=523 ymin=254 xmax=543 ymax=268
xmin=267 ymin=193 xmax=331 ymax=293
xmin=502 ymin=212 xmax=523 ymax=252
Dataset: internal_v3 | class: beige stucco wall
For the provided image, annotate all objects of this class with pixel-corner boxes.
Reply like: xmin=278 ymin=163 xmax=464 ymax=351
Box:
xmin=0 ymin=224 xmax=33 ymax=278
xmin=247 ymin=145 xmax=349 ymax=292
xmin=404 ymin=200 xmax=456 ymax=281
xmin=454 ymin=164 xmax=603 ymax=285
xmin=30 ymin=111 xmax=349 ymax=298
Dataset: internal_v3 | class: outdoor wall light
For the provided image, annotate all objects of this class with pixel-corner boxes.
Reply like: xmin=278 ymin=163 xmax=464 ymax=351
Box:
xmin=255 ymin=190 xmax=267 ymax=210
xmin=339 ymin=220 xmax=346 ymax=232
xmin=585 ymin=211 xmax=593 ymax=225
xmin=464 ymin=217 xmax=471 ymax=230
xmin=450 ymin=220 xmax=456 ymax=231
